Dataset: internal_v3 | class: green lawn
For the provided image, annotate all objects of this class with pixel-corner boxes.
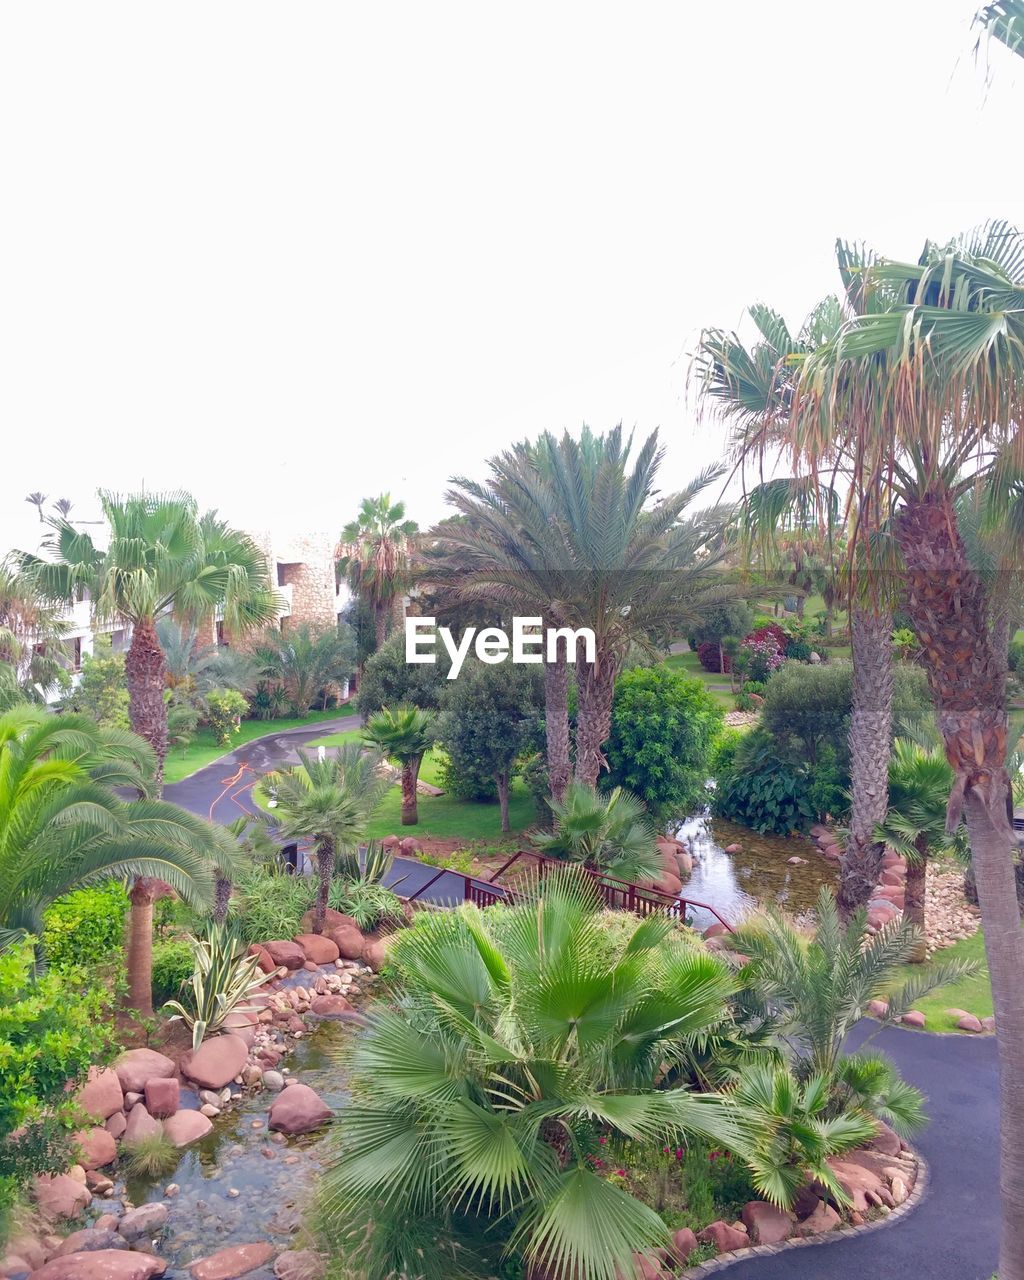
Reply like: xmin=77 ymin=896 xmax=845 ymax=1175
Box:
xmin=662 ymin=651 xmax=736 ymax=709
xmin=163 ymin=707 xmax=350 ymax=783
xmin=892 ymin=929 xmax=992 ymax=1031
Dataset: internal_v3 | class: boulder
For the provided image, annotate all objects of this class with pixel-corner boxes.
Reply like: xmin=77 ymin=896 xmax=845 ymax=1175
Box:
xmin=104 ymin=1113 xmax=126 ymax=1140
xmin=262 ymin=1071 xmax=285 ymax=1092
xmin=26 ymin=1252 xmax=166 ymax=1280
xmin=866 ymin=999 xmax=889 ymax=1019
xmin=796 ymin=1199 xmax=841 ymax=1236
xmin=293 ymin=934 xmax=340 ymax=965
xmin=84 ymin=1172 xmax=112 ymax=1194
xmin=957 ymin=1014 xmax=983 ymax=1034
xmin=629 ymin=1255 xmax=663 ymax=1280
xmin=740 ymin=1201 xmax=793 ymax=1245
xmin=299 ymin=908 xmax=360 ymax=935
xmin=826 ymin=1158 xmax=895 ymax=1212
xmin=113 ymin=1050 xmax=175 ymax=1096
xmin=263 ymin=940 xmax=305 ymax=970
xmin=1 ymin=1253 xmax=33 ymax=1277
xmin=188 ymin=1244 xmax=275 ymax=1280
xmin=5 ymin=1238 xmax=46 ymax=1272
xmin=380 ymin=835 xmax=402 ymax=851
xmin=867 ymin=905 xmax=899 ymax=931
xmin=867 ymin=1120 xmax=902 ymax=1156
xmin=268 ymin=1083 xmax=332 ymax=1135
xmin=92 ymin=1220 xmax=118 ymax=1235
xmin=695 ymin=1220 xmax=748 ymax=1253
xmin=143 ymin=1078 xmax=180 ymax=1119
xmin=982 ymin=1016 xmax=997 ymax=1033
xmin=33 ymin=1175 xmax=90 ymax=1222
xmin=77 ymin=1070 xmax=124 ymax=1123
xmin=901 ymin=1011 xmax=926 ymax=1029
xmin=54 ymin=1232 xmax=124 ymax=1258
xmin=117 ymin=1205 xmax=169 ymax=1243
xmin=723 ymin=843 xmax=741 ymax=854
xmin=272 ymin=1253 xmax=324 ymax=1280
xmin=362 ymin=938 xmax=391 ymax=972
xmin=880 ymin=868 xmax=906 ymax=887
xmin=653 ymin=873 xmax=683 ymax=898
xmin=327 ymin=925 xmax=365 ymax=961
xmin=246 ymin=944 xmax=276 ymax=975
xmin=73 ymin=1128 xmax=117 ymax=1170
xmin=183 ymin=1035 xmax=249 ymax=1090
xmin=162 ymin=1111 xmax=214 ymax=1147
xmin=675 ymin=850 xmax=693 ymax=876
xmin=669 ymin=1228 xmax=698 ymax=1262
xmin=309 ymin=994 xmax=353 ymax=1017
xmin=399 ymin=837 xmax=422 ymax=856
xmin=703 ymin=923 xmax=727 ymax=940
xmin=123 ymin=1104 xmax=162 ymax=1145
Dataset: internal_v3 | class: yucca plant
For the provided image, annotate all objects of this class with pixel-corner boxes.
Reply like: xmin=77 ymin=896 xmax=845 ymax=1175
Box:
xmin=334 ymin=840 xmax=394 ymax=886
xmin=163 ymin=921 xmax=266 ymax=1051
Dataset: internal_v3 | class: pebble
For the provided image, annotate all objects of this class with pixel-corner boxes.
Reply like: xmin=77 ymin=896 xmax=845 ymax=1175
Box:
xmin=164 ymin=1185 xmax=180 ymax=1198
xmin=227 ymin=1189 xmax=240 ymax=1198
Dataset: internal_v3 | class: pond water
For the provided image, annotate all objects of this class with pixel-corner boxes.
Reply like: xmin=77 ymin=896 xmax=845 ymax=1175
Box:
xmin=673 ymin=813 xmax=837 ymax=930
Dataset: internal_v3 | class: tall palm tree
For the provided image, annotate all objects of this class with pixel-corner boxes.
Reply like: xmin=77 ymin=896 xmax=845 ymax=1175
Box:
xmin=337 ymin=494 xmax=418 ymax=651
xmin=0 ymin=563 xmax=71 ymax=704
xmin=696 ymin=302 xmax=897 ymax=915
xmin=251 ymin=621 xmax=356 ymax=715
xmin=0 ymin=706 xmax=227 ymax=1015
xmin=785 ymin=222 xmax=1024 ymax=1278
xmin=264 ymin=744 xmax=389 ymax=934
xmin=17 ymin=491 xmax=279 ymax=784
xmin=362 ymin=703 xmax=434 ymax=825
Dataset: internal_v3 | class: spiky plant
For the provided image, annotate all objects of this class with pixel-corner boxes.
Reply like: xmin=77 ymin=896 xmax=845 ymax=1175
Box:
xmin=361 ymin=703 xmax=434 ymax=826
xmin=531 ymin=781 xmax=661 ymax=884
xmin=163 ymin=921 xmax=267 ymax=1051
xmin=121 ymin=1131 xmax=180 ymax=1178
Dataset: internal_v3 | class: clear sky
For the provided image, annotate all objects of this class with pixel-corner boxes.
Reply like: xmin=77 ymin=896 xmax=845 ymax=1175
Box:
xmin=1 ymin=1 xmax=1019 ymax=554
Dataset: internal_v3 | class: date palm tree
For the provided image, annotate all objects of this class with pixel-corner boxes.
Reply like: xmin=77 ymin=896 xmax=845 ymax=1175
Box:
xmin=251 ymin=621 xmax=356 ymax=715
xmin=263 ymin=743 xmax=389 ymax=934
xmin=0 ymin=563 xmax=71 ymax=704
xmin=362 ymin=703 xmax=434 ymax=826
xmin=337 ymin=494 xmax=418 ymax=651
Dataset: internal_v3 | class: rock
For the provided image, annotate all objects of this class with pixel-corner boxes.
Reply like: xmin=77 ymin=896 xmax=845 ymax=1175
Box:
xmin=669 ymin=1228 xmax=698 ymax=1262
xmin=867 ymin=1120 xmax=902 ymax=1156
xmin=362 ymin=938 xmax=390 ymax=972
xmin=676 ymin=850 xmax=693 ymax=876
xmin=242 ymin=1065 xmax=264 ymax=1087
xmin=104 ymin=1113 xmax=126 ymax=1141
xmin=162 ymin=1111 xmax=214 ymax=1147
xmin=299 ymin=908 xmax=360 ymax=935
xmin=200 ymin=1105 xmax=221 ymax=1119
xmin=183 ymin=1035 xmax=249 ymax=1090
xmin=1 ymin=1254 xmax=32 ymax=1277
xmin=272 ymin=1252 xmax=324 ymax=1280
xmin=67 ymin=1165 xmax=86 ymax=1183
xmin=74 ymin=1128 xmax=117 ymax=1170
xmin=982 ymin=1016 xmax=996 ymax=1033
xmin=826 ymin=1158 xmax=895 ymax=1212
xmin=113 ymin=1050 xmax=175 ymax=1096
xmin=117 ymin=1205 xmax=169 ymax=1243
xmin=268 ymin=1083 xmax=332 ymax=1134
xmin=123 ymin=1105 xmax=162 ymax=1145
xmin=246 ymin=943 xmax=276 ymax=975
xmin=198 ymin=1090 xmax=221 ymax=1107
xmin=309 ymin=994 xmax=353 ymax=1017
xmin=143 ymin=1078 xmax=180 ymax=1119
xmin=6 ymin=1239 xmax=46 ymax=1272
xmin=901 ymin=1011 xmax=926 ymax=1028
xmin=262 ymin=941 xmax=305 ymax=970
xmin=629 ymin=1255 xmax=663 ymax=1280
xmin=54 ymin=1233 xmax=124 ymax=1259
xmin=84 ymin=1172 xmax=113 ymax=1195
xmin=92 ymin=1220 xmax=118 ymax=1235
xmin=33 ymin=1175 xmax=90 ymax=1222
xmin=867 ymin=905 xmax=899 ymax=930
xmin=293 ymin=934 xmax=340 ymax=965
xmin=866 ymin=999 xmax=889 ymax=1018
xmin=740 ymin=1201 xmax=793 ymax=1245
xmin=77 ymin=1070 xmax=124 ymax=1123
xmin=262 ymin=1071 xmax=285 ymax=1092
xmin=703 ymin=923 xmax=727 ymax=940
xmin=957 ymin=1014 xmax=983 ymax=1033
xmin=188 ymin=1244 xmax=276 ymax=1280
xmin=723 ymin=843 xmax=741 ymax=854
xmin=787 ymin=856 xmax=807 ymax=865
xmin=123 ymin=1093 xmax=141 ymax=1108
xmin=399 ymin=837 xmax=422 ymax=856
xmin=891 ymin=1175 xmax=908 ymax=1204
xmin=695 ymin=1220 xmax=748 ymax=1253
xmin=653 ymin=873 xmax=683 ymax=898
xmin=796 ymin=1199 xmax=841 ymax=1236
xmin=27 ymin=1252 xmax=167 ymax=1280
xmin=327 ymin=926 xmax=365 ymax=961
xmin=880 ymin=868 xmax=906 ymax=887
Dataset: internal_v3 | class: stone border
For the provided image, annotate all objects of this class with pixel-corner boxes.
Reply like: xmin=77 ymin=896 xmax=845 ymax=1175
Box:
xmin=681 ymin=1153 xmax=929 ymax=1278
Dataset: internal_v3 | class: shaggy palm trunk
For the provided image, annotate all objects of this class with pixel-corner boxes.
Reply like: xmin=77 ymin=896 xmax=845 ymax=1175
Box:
xmin=839 ymin=607 xmax=894 ymax=915
xmin=496 ymin=770 xmax=511 ymax=833
xmin=574 ymin=647 xmax=616 ymax=789
xmin=126 ymin=877 xmax=164 ymax=1018
xmin=213 ymin=876 xmax=232 ymax=924
xmin=401 ymin=756 xmax=421 ymax=825
xmin=544 ymin=649 xmax=571 ymax=804
xmin=313 ymin=834 xmax=335 ymax=934
xmin=905 ymin=839 xmax=928 ymax=963
xmin=126 ymin=614 xmax=169 ymax=788
xmin=896 ymin=495 xmax=1024 ymax=1278
xmin=373 ymin=604 xmax=388 ymax=651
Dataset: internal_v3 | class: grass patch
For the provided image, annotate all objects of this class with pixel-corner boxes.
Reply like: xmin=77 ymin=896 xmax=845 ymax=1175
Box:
xmin=163 ymin=707 xmax=351 ymax=783
xmin=892 ymin=929 xmax=992 ymax=1030
xmin=661 ymin=652 xmax=736 ymax=709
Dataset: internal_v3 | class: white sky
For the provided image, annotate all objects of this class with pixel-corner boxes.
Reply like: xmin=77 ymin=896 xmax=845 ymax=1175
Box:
xmin=1 ymin=1 xmax=1020 ymax=555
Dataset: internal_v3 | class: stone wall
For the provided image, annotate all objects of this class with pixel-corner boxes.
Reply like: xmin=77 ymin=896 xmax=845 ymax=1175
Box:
xmin=274 ymin=533 xmax=338 ymax=634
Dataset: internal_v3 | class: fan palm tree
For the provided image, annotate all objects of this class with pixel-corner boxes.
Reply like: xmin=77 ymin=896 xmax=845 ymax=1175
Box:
xmin=0 ymin=706 xmax=228 ymax=1015
xmin=362 ymin=702 xmax=434 ymax=825
xmin=337 ymin=494 xmax=418 ymax=651
xmin=263 ymin=743 xmax=389 ymax=934
xmin=318 ymin=874 xmax=741 ymax=1280
xmin=251 ymin=621 xmax=355 ymax=715
xmin=531 ymin=781 xmax=661 ymax=884
xmin=875 ymin=740 xmax=968 ymax=960
xmin=16 ymin=491 xmax=279 ymax=784
xmin=157 ymin=617 xmax=258 ymax=704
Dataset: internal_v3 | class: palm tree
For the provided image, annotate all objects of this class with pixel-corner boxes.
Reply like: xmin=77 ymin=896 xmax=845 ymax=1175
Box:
xmin=17 ymin=491 xmax=279 ymax=784
xmin=531 ymin=781 xmax=661 ymax=884
xmin=875 ymin=740 xmax=968 ymax=960
xmin=0 ymin=563 xmax=71 ymax=704
xmin=337 ymin=494 xmax=418 ymax=651
xmin=361 ymin=703 xmax=434 ymax=825
xmin=0 ymin=706 xmax=227 ymax=1015
xmin=318 ymin=874 xmax=740 ymax=1280
xmin=24 ymin=492 xmax=47 ymax=523
xmin=264 ymin=744 xmax=388 ymax=934
xmin=976 ymin=2 xmax=1024 ymax=56
xmin=251 ymin=621 xmax=355 ymax=715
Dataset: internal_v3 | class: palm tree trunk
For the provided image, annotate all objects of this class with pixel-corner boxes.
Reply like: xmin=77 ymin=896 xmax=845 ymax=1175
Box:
xmin=839 ymin=606 xmax=894 ymax=916
xmin=905 ymin=843 xmax=928 ymax=963
xmin=213 ymin=876 xmax=232 ymax=923
xmin=126 ymin=878 xmax=161 ymax=1018
xmin=401 ymin=757 xmax=420 ymax=825
xmin=574 ymin=647 xmax=616 ymax=789
xmin=544 ymin=649 xmax=571 ymax=804
xmin=895 ymin=495 xmax=1024 ymax=1277
xmin=374 ymin=605 xmax=388 ymax=652
xmin=313 ymin=834 xmax=335 ymax=934
xmin=496 ymin=771 xmax=510 ymax=833
xmin=126 ymin=614 xmax=169 ymax=788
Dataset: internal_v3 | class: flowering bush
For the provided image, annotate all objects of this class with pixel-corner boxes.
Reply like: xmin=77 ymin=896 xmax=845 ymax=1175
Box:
xmin=696 ymin=641 xmax=730 ymax=673
xmin=741 ymin=635 xmax=786 ymax=683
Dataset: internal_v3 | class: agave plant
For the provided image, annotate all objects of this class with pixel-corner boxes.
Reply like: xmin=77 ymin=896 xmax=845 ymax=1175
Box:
xmin=163 ymin=921 xmax=267 ymax=1051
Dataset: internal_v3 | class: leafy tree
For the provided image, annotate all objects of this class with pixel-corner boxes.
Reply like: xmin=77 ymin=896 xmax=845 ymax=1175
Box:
xmin=532 ymin=781 xmax=661 ymax=883
xmin=337 ymin=494 xmax=418 ymax=650
xmin=691 ymin=599 xmax=754 ymax=679
xmin=204 ymin=688 xmax=248 ymax=746
xmin=74 ymin=635 xmax=130 ymax=728
xmin=605 ymin=665 xmax=722 ymax=819
xmin=252 ymin=621 xmax=356 ymax=716
xmin=157 ymin=617 xmax=257 ymax=705
xmin=436 ymin=660 xmax=543 ymax=831
xmin=318 ymin=875 xmax=740 ymax=1280
xmin=362 ymin=703 xmax=435 ymax=826
xmin=355 ymin=629 xmax=451 ymax=717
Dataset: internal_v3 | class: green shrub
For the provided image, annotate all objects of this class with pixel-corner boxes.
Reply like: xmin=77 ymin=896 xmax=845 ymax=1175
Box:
xmin=42 ymin=881 xmax=129 ymax=972
xmin=357 ymin=631 xmax=451 ymax=716
xmin=328 ymin=879 xmax=404 ymax=931
xmin=152 ymin=939 xmax=196 ymax=1004
xmin=1009 ymin=638 xmax=1023 ymax=672
xmin=205 ymin=688 xmax=248 ymax=746
xmin=72 ymin=636 xmax=130 ymax=729
xmin=232 ymin=868 xmax=314 ymax=943
xmin=163 ymin=922 xmax=266 ymax=1050
xmin=712 ymin=728 xmax=816 ymax=834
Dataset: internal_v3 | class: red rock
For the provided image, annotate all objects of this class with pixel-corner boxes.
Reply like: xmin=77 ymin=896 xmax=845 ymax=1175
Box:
xmin=309 ymin=994 xmax=353 ymax=1016
xmin=399 ymin=837 xmax=422 ymax=856
xmin=123 ymin=1104 xmax=162 ymax=1145
xmin=880 ymin=851 xmax=904 ymax=870
xmin=826 ymin=1158 xmax=895 ymax=1212
xmin=866 ymin=999 xmax=889 ymax=1018
xmin=54 ymin=1232 xmax=124 ymax=1258
xmin=77 ymin=1069 xmax=124 ymax=1123
xmin=268 ymin=1083 xmax=332 ymax=1134
xmin=653 ymin=873 xmax=683 ymax=897
xmin=117 ymin=1205 xmax=168 ymax=1242
xmin=867 ymin=905 xmax=899 ymax=930
xmin=723 ymin=843 xmax=741 ymax=854
xmin=695 ymin=1220 xmax=748 ymax=1253
xmin=7 ymin=1238 xmax=46 ymax=1271
xmin=144 ymin=1078 xmax=180 ymax=1119
xmin=901 ymin=1011 xmax=926 ymax=1028
xmin=877 ymin=887 xmax=906 ymax=908
xmin=272 ymin=1252 xmax=324 ymax=1280
xmin=113 ymin=1049 xmax=175 ymax=1095
xmin=676 ymin=850 xmax=693 ymax=875
xmin=380 ymin=835 xmax=402 ymax=851
xmin=982 ymin=1016 xmax=996 ymax=1033
xmin=162 ymin=1110 xmax=214 ymax=1147
xmin=74 ymin=1127 xmax=117 ymax=1170
xmin=84 ymin=1172 xmax=112 ymax=1194
xmin=957 ymin=1014 xmax=983 ymax=1033
xmin=299 ymin=908 xmax=360 ymax=935
xmin=669 ymin=1228 xmax=698 ymax=1262
xmin=796 ymin=1199 xmax=840 ymax=1236
xmin=362 ymin=938 xmax=391 ymax=972
xmin=294 ymin=934 xmax=340 ymax=964
xmin=247 ymin=944 xmax=276 ymax=975
xmin=880 ymin=868 xmax=906 ymax=887
xmin=703 ymin=923 xmax=727 ymax=940
xmin=33 ymin=1175 xmax=90 ymax=1222
xmin=263 ymin=941 xmax=305 ymax=970
xmin=188 ymin=1244 xmax=275 ymax=1280
xmin=27 ymin=1252 xmax=167 ymax=1280
xmin=740 ymin=1201 xmax=793 ymax=1244
xmin=327 ymin=925 xmax=365 ymax=961
xmin=2 ymin=1253 xmax=32 ymax=1276
xmin=182 ymin=1035 xmax=249 ymax=1090
xmin=104 ymin=1112 xmax=126 ymax=1140
xmin=867 ymin=1120 xmax=902 ymax=1156
xmin=629 ymin=1255 xmax=663 ymax=1280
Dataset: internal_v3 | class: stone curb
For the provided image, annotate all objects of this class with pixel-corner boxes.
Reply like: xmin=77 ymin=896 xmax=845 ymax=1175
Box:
xmin=680 ymin=1152 xmax=928 ymax=1278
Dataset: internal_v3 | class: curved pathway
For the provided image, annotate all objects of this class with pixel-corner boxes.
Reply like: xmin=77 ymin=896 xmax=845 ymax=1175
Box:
xmin=167 ymin=722 xmax=1002 ymax=1278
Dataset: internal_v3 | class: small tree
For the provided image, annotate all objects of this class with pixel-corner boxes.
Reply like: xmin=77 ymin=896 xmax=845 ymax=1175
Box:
xmin=204 ymin=688 xmax=247 ymax=746
xmin=436 ymin=661 xmax=543 ymax=832
xmin=74 ymin=636 xmax=130 ymax=729
xmin=691 ymin=600 xmax=754 ymax=677
xmin=356 ymin=629 xmax=451 ymax=717
xmin=362 ymin=704 xmax=435 ymax=826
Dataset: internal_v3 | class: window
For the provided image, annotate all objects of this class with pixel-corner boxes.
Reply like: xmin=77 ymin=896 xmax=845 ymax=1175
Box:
xmin=72 ymin=637 xmax=82 ymax=672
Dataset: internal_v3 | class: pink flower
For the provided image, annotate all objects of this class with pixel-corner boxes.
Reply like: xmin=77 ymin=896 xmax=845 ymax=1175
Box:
xmin=598 ymin=1136 xmax=607 ymax=1145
